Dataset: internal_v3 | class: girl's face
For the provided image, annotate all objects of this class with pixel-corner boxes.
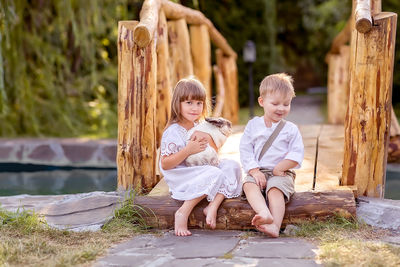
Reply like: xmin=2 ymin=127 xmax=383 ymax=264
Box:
xmin=180 ymin=99 xmax=204 ymax=124
xmin=258 ymin=92 xmax=292 ymax=124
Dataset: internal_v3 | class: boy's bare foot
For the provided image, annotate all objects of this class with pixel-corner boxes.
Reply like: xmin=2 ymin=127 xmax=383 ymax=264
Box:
xmin=175 ymin=210 xmax=191 ymax=236
xmin=251 ymin=210 xmax=273 ymax=226
xmin=256 ymin=223 xmax=280 ymax=238
xmin=203 ymin=206 xmax=217 ymax=229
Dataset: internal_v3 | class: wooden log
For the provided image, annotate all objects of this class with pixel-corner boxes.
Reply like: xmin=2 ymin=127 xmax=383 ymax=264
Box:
xmin=342 ymin=12 xmax=397 ymax=197
xmin=190 ymin=24 xmax=212 ymax=104
xmin=216 ymin=49 xmax=239 ymax=124
xmin=212 ymin=65 xmax=225 ymax=117
xmin=134 ymin=0 xmax=162 ymax=47
xmin=167 ymin=18 xmax=193 ymax=89
xmin=327 ymin=45 xmax=350 ymax=124
xmin=117 ymin=21 xmax=158 ymax=191
xmin=371 ymin=0 xmax=381 ymax=15
xmin=132 ymin=0 xmax=236 ymax=59
xmin=162 ymin=0 xmax=236 ymax=58
xmin=155 ymin=10 xmax=171 ymax=147
xmin=134 ymin=190 xmax=356 ymax=230
xmin=355 ymin=0 xmax=372 ymax=33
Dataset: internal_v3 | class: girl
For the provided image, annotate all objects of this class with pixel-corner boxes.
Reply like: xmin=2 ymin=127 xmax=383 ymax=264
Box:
xmin=160 ymin=77 xmax=242 ymax=236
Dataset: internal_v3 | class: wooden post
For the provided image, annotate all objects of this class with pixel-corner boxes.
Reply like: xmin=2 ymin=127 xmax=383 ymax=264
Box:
xmin=167 ymin=18 xmax=193 ymax=89
xmin=190 ymin=24 xmax=212 ymax=104
xmin=155 ymin=10 xmax=171 ymax=147
xmin=327 ymin=45 xmax=350 ymax=124
xmin=212 ymin=65 xmax=225 ymax=117
xmin=216 ymin=49 xmax=239 ymax=124
xmin=117 ymin=21 xmax=158 ymax=192
xmin=342 ymin=12 xmax=397 ymax=197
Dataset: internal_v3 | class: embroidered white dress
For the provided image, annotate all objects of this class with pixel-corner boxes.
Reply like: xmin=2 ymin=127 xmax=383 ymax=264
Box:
xmin=160 ymin=123 xmax=242 ymax=202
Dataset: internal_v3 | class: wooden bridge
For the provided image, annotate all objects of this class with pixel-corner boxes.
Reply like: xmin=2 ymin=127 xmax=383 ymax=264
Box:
xmin=116 ymin=0 xmax=397 ymax=229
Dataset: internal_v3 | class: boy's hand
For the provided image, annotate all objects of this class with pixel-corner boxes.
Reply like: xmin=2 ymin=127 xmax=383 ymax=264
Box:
xmin=272 ymin=167 xmax=285 ymax=176
xmin=249 ymin=168 xmax=266 ymax=189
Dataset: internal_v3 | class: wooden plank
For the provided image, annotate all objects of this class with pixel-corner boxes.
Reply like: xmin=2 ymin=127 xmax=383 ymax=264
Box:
xmin=135 ymin=189 xmax=356 ymax=230
xmin=315 ymin=125 xmax=344 ymax=191
xmin=296 ymin=125 xmax=321 ymax=192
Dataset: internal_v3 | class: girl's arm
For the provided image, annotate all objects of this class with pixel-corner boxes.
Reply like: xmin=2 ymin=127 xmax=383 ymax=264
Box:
xmin=161 ymin=138 xmax=208 ymax=170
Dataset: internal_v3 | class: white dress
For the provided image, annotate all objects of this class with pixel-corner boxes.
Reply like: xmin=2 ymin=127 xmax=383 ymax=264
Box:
xmin=160 ymin=123 xmax=242 ymax=202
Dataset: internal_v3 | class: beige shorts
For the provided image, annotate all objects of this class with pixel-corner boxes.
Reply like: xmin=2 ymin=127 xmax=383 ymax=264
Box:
xmin=243 ymin=169 xmax=295 ymax=203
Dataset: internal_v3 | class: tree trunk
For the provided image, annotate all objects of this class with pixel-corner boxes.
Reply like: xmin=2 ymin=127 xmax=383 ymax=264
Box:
xmin=167 ymin=18 xmax=193 ymax=89
xmin=216 ymin=49 xmax=239 ymax=124
xmin=134 ymin=190 xmax=356 ymax=229
xmin=117 ymin=21 xmax=158 ymax=192
xmin=155 ymin=10 xmax=171 ymax=147
xmin=342 ymin=12 xmax=397 ymax=197
xmin=327 ymin=45 xmax=350 ymax=124
xmin=190 ymin=24 xmax=212 ymax=105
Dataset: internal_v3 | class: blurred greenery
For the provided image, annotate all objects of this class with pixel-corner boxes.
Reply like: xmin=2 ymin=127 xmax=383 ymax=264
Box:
xmin=1 ymin=0 xmax=399 ymax=137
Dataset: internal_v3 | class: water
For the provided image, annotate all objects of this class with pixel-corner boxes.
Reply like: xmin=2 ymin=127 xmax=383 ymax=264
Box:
xmin=0 ymin=164 xmax=117 ymax=196
xmin=385 ymin=164 xmax=400 ymax=200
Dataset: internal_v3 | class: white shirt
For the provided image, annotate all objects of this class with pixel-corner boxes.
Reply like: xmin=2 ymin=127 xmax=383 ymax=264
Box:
xmin=239 ymin=116 xmax=304 ymax=173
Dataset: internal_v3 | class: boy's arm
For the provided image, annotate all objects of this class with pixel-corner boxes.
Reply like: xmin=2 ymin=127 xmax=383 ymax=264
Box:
xmin=273 ymin=159 xmax=298 ymax=176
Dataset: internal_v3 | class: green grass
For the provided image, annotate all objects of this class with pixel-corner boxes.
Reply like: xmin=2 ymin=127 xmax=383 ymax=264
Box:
xmin=284 ymin=215 xmax=400 ymax=266
xmin=0 ymin=192 xmax=150 ymax=267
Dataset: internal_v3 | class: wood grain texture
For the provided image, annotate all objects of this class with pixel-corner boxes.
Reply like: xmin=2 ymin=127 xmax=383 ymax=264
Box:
xmin=167 ymin=19 xmax=193 ymax=88
xmin=343 ymin=12 xmax=397 ymax=197
xmin=117 ymin=21 xmax=158 ymax=191
xmin=134 ymin=190 xmax=356 ymax=230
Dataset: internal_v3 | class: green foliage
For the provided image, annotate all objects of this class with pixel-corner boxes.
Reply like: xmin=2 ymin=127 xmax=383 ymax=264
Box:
xmin=102 ymin=191 xmax=152 ymax=232
xmin=185 ymin=0 xmax=351 ymax=107
xmin=0 ymin=0 xmax=142 ymax=137
xmin=0 ymin=206 xmax=45 ymax=233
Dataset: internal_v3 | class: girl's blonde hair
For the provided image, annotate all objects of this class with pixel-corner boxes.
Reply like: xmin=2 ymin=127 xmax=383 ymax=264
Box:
xmin=167 ymin=77 xmax=208 ymax=126
xmin=259 ymin=73 xmax=295 ymax=98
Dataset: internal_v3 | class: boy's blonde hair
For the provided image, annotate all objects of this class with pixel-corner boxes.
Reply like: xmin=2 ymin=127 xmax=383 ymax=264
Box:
xmin=167 ymin=77 xmax=208 ymax=126
xmin=259 ymin=73 xmax=295 ymax=98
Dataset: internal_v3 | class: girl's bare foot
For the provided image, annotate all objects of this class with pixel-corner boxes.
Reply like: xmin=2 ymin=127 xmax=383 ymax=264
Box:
xmin=175 ymin=210 xmax=191 ymax=236
xmin=256 ymin=223 xmax=279 ymax=238
xmin=203 ymin=205 xmax=217 ymax=229
xmin=251 ymin=210 xmax=273 ymax=226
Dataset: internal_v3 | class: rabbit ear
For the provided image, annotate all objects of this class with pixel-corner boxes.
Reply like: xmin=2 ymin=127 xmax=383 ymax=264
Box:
xmin=205 ymin=117 xmax=232 ymax=128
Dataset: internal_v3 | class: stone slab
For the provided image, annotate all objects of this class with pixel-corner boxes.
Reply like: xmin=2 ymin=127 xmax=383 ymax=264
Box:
xmin=0 ymin=138 xmax=117 ymax=167
xmin=357 ymin=196 xmax=400 ymax=230
xmin=234 ymin=237 xmax=317 ymax=259
xmin=95 ymin=230 xmax=320 ymax=267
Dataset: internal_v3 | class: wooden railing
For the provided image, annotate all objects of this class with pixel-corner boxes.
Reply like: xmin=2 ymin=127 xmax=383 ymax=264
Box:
xmin=117 ymin=0 xmax=239 ymax=191
xmin=326 ymin=0 xmax=397 ymax=197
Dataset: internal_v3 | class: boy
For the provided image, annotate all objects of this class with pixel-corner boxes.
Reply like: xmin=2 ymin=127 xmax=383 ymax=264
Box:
xmin=239 ymin=73 xmax=304 ymax=237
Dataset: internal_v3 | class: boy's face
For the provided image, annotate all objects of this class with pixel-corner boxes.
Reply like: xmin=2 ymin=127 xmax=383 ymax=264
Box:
xmin=258 ymin=92 xmax=292 ymax=123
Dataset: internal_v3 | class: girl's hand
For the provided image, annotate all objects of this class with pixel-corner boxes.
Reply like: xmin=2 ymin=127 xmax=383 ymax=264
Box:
xmin=191 ymin=131 xmax=218 ymax=151
xmin=185 ymin=137 xmax=208 ymax=155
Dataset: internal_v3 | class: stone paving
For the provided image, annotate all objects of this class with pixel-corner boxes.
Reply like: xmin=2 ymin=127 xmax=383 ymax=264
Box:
xmin=94 ymin=230 xmax=320 ymax=267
